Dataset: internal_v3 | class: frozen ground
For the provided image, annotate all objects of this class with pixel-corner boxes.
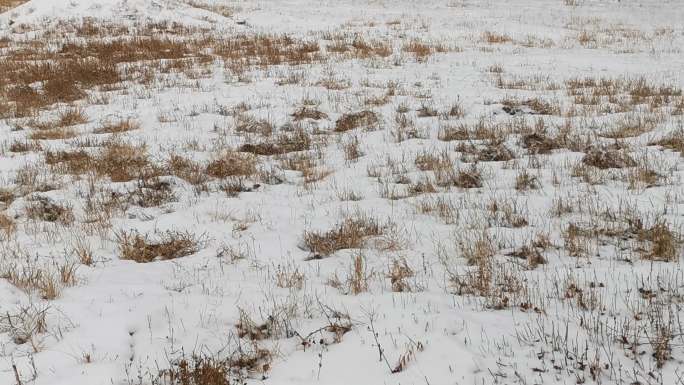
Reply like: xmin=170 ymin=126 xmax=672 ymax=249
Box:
xmin=1 ymin=1 xmax=684 ymax=384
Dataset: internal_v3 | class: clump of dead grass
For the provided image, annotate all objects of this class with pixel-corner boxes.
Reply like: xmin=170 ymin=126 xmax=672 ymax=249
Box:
xmin=291 ymin=107 xmax=327 ymax=121
xmin=334 ymin=110 xmax=380 ymax=132
xmin=238 ymin=129 xmax=311 ymax=156
xmin=45 ymin=150 xmax=93 ymax=175
xmin=638 ymin=221 xmax=680 ymax=262
xmin=649 ymin=130 xmax=684 ymax=155
xmin=582 ymin=147 xmax=636 ymax=169
xmin=97 ymin=140 xmax=154 ymax=182
xmin=387 ymin=258 xmax=415 ymax=292
xmin=116 ymin=230 xmax=201 ymax=263
xmin=206 ymin=151 xmax=257 ymax=178
xmin=482 ymin=31 xmax=513 ymax=44
xmin=25 ymin=196 xmax=74 ymax=224
xmin=436 ymin=164 xmax=483 ymax=189
xmin=303 ymin=215 xmax=385 ymax=257
xmin=0 ymin=213 xmax=15 ymax=238
xmin=94 ymin=118 xmax=140 ymax=134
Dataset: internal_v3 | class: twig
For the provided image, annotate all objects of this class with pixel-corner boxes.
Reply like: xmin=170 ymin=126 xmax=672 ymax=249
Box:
xmin=12 ymin=363 xmax=22 ymax=385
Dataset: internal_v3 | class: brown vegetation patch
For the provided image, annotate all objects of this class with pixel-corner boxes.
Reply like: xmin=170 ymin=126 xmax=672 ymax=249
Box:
xmin=94 ymin=118 xmax=140 ymax=134
xmin=25 ymin=196 xmax=74 ymax=224
xmin=0 ymin=0 xmax=28 ymax=12
xmin=117 ymin=230 xmax=201 ymax=263
xmin=215 ymin=34 xmax=321 ymax=68
xmin=303 ymin=216 xmax=385 ymax=257
xmin=582 ymin=148 xmax=636 ymax=169
xmin=97 ymin=140 xmax=154 ymax=182
xmin=638 ymin=222 xmax=679 ymax=262
xmin=206 ymin=152 xmax=257 ymax=178
xmin=0 ymin=213 xmax=15 ymax=238
xmin=649 ymin=130 xmax=684 ymax=155
xmin=521 ymin=131 xmax=560 ymax=154
xmin=334 ymin=110 xmax=379 ymax=132
xmin=291 ymin=107 xmax=327 ymax=121
xmin=45 ymin=150 xmax=93 ymax=175
xmin=238 ymin=129 xmax=311 ymax=156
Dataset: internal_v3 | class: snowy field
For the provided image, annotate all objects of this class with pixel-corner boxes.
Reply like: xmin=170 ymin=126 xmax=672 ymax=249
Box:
xmin=1 ymin=0 xmax=684 ymax=384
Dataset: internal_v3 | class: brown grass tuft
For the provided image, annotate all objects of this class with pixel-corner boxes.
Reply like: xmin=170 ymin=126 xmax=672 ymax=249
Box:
xmin=206 ymin=151 xmax=257 ymax=178
xmin=116 ymin=230 xmax=201 ymax=263
xmin=0 ymin=213 xmax=15 ymax=238
xmin=94 ymin=118 xmax=140 ymax=134
xmin=334 ymin=110 xmax=380 ymax=132
xmin=303 ymin=215 xmax=384 ymax=257
xmin=25 ymin=196 xmax=74 ymax=224
xmin=582 ymin=148 xmax=636 ymax=169
xmin=482 ymin=31 xmax=513 ymax=44
xmin=97 ymin=140 xmax=153 ymax=182
xmin=638 ymin=221 xmax=679 ymax=262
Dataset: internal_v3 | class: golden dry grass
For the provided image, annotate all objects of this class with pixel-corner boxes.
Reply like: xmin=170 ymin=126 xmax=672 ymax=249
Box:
xmin=117 ymin=230 xmax=201 ymax=263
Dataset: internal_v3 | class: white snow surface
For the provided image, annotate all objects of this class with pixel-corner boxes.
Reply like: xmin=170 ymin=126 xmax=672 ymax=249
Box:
xmin=1 ymin=0 xmax=230 ymax=27
xmin=0 ymin=1 xmax=684 ymax=385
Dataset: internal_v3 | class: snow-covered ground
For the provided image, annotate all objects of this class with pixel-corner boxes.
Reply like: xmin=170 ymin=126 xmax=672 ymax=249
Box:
xmin=1 ymin=1 xmax=684 ymax=384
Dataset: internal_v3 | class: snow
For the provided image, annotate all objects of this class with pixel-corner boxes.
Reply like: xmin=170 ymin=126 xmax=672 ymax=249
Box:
xmin=1 ymin=0 xmax=230 ymax=28
xmin=1 ymin=0 xmax=684 ymax=385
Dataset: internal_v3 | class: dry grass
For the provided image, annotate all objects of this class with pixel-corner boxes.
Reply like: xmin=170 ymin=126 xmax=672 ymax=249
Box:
xmin=436 ymin=164 xmax=483 ymax=189
xmin=0 ymin=188 xmax=15 ymax=206
xmin=303 ymin=215 xmax=385 ymax=257
xmin=158 ymin=348 xmax=271 ymax=385
xmin=402 ymin=39 xmax=448 ymax=61
xmin=238 ymin=129 xmax=311 ymax=156
xmin=167 ymin=155 xmax=209 ymax=186
xmin=1 ymin=10 xmax=683 ymax=385
xmin=447 ymin=101 xmax=465 ymax=118
xmin=334 ymin=110 xmax=380 ymax=132
xmin=501 ymin=97 xmax=560 ymax=115
xmin=326 ymin=35 xmax=392 ymax=59
xmin=45 ymin=143 xmax=168 ymax=194
xmin=342 ymin=135 xmax=364 ymax=162
xmin=582 ymin=147 xmax=636 ymax=169
xmin=0 ymin=213 xmax=15 ymax=238
xmin=0 ymin=56 xmax=120 ymax=118
xmin=97 ymin=140 xmax=154 ymax=182
xmin=45 ymin=150 xmax=93 ymax=175
xmin=28 ymin=127 xmax=77 ymax=140
xmin=275 ymin=263 xmax=305 ymax=290
xmin=206 ymin=151 xmax=257 ymax=178
xmin=347 ymin=253 xmax=371 ymax=295
xmin=215 ymin=34 xmax=321 ymax=68
xmin=291 ymin=107 xmax=327 ymax=121
xmin=474 ymin=141 xmax=515 ymax=162
xmin=506 ymin=244 xmax=547 ymax=270
xmin=521 ymin=130 xmax=560 ymax=154
xmin=116 ymin=230 xmax=201 ymax=263
xmin=638 ymin=221 xmax=679 ymax=262
xmin=0 ymin=260 xmax=77 ymax=301
xmin=25 ymin=196 xmax=74 ymax=224
xmin=8 ymin=139 xmax=42 ymax=153
xmin=160 ymin=354 xmax=231 ymax=385
xmin=387 ymin=258 xmax=415 ymax=292
xmin=94 ymin=118 xmax=140 ymax=134
xmin=482 ymin=31 xmax=513 ymax=44
xmin=650 ymin=130 xmax=684 ymax=155
xmin=0 ymin=0 xmax=28 ymax=12
xmin=185 ymin=0 xmax=237 ymax=17
xmin=601 ymin=113 xmax=662 ymax=139
xmin=415 ymin=149 xmax=451 ymax=172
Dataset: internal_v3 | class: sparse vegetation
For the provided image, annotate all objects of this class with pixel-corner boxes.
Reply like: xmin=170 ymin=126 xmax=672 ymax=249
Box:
xmin=116 ymin=230 xmax=201 ymax=263
xmin=2 ymin=2 xmax=684 ymax=385
xmin=303 ymin=215 xmax=385 ymax=257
